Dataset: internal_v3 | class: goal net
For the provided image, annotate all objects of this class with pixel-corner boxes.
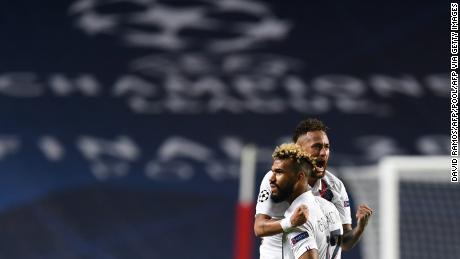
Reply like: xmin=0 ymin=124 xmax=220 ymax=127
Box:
xmin=338 ymin=156 xmax=459 ymax=259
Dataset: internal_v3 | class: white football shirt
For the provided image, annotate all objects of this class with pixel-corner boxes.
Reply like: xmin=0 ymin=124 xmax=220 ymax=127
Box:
xmin=255 ymin=171 xmax=289 ymax=259
xmin=282 ymin=191 xmax=343 ymax=259
xmin=255 ymin=170 xmax=350 ymax=259
xmin=316 ymin=196 xmax=343 ymax=259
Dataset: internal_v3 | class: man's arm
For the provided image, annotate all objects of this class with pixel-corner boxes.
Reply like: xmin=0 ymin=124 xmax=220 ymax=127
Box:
xmin=299 ymin=249 xmax=319 ymax=259
xmin=341 ymin=204 xmax=373 ymax=251
xmin=254 ymin=214 xmax=282 ymax=237
xmin=254 ymin=205 xmax=309 ymax=237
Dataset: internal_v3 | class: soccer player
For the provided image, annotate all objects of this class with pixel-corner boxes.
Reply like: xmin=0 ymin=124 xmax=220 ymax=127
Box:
xmin=254 ymin=118 xmax=373 ymax=259
xmin=270 ymin=143 xmax=342 ymax=259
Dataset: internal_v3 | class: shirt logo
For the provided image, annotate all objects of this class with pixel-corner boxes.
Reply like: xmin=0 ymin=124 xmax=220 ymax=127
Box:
xmin=258 ymin=190 xmax=270 ymax=202
xmin=344 ymin=200 xmax=350 ymax=207
xmin=291 ymin=232 xmax=309 ymax=245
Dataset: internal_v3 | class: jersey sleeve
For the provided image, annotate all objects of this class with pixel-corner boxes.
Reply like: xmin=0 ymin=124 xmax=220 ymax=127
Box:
xmin=286 ymin=221 xmax=318 ymax=259
xmin=332 ymin=180 xmax=352 ymax=225
xmin=255 ymin=171 xmax=289 ymax=218
xmin=255 ymin=171 xmax=275 ymax=216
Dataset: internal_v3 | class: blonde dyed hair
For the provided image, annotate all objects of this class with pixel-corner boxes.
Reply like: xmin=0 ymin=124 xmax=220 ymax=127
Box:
xmin=272 ymin=143 xmax=316 ymax=168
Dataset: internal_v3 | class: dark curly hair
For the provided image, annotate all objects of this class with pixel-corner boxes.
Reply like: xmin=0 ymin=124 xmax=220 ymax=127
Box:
xmin=292 ymin=118 xmax=328 ymax=142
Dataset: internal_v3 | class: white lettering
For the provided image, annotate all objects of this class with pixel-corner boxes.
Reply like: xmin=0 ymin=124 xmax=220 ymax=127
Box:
xmin=370 ymin=74 xmax=423 ymax=97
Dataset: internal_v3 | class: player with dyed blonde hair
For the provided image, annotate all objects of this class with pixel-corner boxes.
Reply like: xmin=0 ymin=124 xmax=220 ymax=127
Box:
xmin=254 ymin=119 xmax=373 ymax=259
xmin=270 ymin=143 xmax=342 ymax=259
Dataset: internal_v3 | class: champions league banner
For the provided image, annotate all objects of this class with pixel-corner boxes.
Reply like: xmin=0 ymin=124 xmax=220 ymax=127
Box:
xmin=0 ymin=1 xmax=450 ymax=258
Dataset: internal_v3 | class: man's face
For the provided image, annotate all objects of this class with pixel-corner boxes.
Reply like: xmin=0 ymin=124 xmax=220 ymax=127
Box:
xmin=269 ymin=159 xmax=298 ymax=203
xmin=296 ymin=130 xmax=330 ymax=179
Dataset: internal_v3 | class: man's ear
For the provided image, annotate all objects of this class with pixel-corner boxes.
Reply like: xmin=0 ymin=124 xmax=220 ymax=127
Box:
xmin=297 ymin=170 xmax=306 ymax=182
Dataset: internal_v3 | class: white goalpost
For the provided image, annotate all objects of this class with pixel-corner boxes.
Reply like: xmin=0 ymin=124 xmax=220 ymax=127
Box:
xmin=339 ymin=155 xmax=458 ymax=259
xmin=379 ymin=156 xmax=452 ymax=259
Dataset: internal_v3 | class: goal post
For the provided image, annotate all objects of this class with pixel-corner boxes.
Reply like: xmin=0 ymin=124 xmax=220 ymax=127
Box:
xmin=379 ymin=156 xmax=451 ymax=259
xmin=339 ymin=155 xmax=458 ymax=259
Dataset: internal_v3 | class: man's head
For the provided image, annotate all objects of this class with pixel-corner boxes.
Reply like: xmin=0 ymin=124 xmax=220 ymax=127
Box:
xmin=292 ymin=118 xmax=330 ymax=180
xmin=269 ymin=143 xmax=315 ymax=203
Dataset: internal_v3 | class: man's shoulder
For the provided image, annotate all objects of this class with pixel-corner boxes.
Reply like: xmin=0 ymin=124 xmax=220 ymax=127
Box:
xmin=324 ymin=170 xmax=345 ymax=188
xmin=258 ymin=170 xmax=273 ymax=185
xmin=291 ymin=192 xmax=318 ymax=210
xmin=262 ymin=170 xmax=272 ymax=179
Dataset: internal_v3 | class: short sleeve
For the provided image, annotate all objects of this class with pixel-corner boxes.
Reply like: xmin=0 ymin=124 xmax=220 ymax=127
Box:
xmin=255 ymin=171 xmax=274 ymax=215
xmin=255 ymin=171 xmax=289 ymax=218
xmin=336 ymin=181 xmax=352 ymax=225
xmin=286 ymin=222 xmax=318 ymax=259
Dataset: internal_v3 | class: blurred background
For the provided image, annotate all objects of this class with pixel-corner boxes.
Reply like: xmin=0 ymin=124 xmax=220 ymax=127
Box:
xmin=0 ymin=1 xmax=455 ymax=259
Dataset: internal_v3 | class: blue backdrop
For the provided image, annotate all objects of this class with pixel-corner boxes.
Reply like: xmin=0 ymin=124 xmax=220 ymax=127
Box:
xmin=0 ymin=1 xmax=450 ymax=258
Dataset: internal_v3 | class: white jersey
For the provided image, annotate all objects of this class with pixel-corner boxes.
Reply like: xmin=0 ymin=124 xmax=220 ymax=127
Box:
xmin=315 ymin=197 xmax=343 ymax=259
xmin=310 ymin=171 xmax=352 ymax=225
xmin=255 ymin=171 xmax=290 ymax=259
xmin=282 ymin=191 xmax=343 ymax=259
xmin=255 ymin=170 xmax=350 ymax=259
